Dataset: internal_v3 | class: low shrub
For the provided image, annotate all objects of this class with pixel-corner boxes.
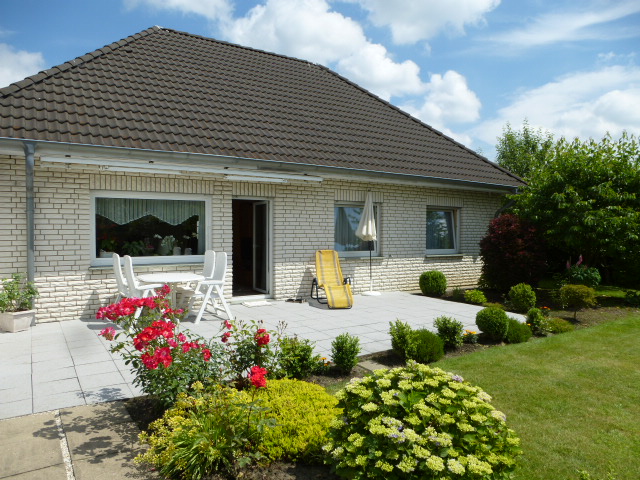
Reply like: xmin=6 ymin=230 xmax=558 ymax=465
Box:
xmin=546 ymin=317 xmax=575 ymax=334
xmin=482 ymin=301 xmax=505 ymax=310
xmin=462 ymin=330 xmax=479 ymax=344
xmin=389 ymin=319 xmax=412 ymax=360
xmin=563 ymin=264 xmax=601 ymax=288
xmin=464 ymin=289 xmax=487 ymax=305
xmin=433 ymin=316 xmax=464 ymax=350
xmin=274 ymin=336 xmax=326 ymax=379
xmin=419 ymin=271 xmax=447 ymax=297
xmin=405 ymin=329 xmax=444 ymax=363
xmin=475 ymin=307 xmax=509 ymax=342
xmin=558 ymin=284 xmax=597 ymax=320
xmin=505 ymin=318 xmax=532 ymax=344
xmin=451 ymin=287 xmax=465 ymax=302
xmin=507 ymin=283 xmax=537 ymax=313
xmin=624 ymin=289 xmax=640 ymax=307
xmin=331 ymin=333 xmax=361 ymax=374
xmin=324 ymin=361 xmax=522 ymax=480
xmin=256 ymin=379 xmax=340 ymax=463
xmin=526 ymin=308 xmax=549 ymax=336
xmin=137 ymin=384 xmax=270 ymax=479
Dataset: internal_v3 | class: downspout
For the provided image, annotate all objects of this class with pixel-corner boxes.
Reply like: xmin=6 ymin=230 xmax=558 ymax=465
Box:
xmin=23 ymin=142 xmax=36 ymax=283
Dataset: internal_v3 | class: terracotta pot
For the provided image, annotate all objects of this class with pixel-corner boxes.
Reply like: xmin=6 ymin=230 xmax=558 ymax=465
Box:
xmin=0 ymin=310 xmax=36 ymax=333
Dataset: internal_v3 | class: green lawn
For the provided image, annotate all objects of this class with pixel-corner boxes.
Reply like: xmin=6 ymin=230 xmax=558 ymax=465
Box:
xmin=435 ymin=313 xmax=640 ymax=480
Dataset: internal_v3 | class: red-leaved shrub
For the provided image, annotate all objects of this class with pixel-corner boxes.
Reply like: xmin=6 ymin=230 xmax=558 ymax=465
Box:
xmin=479 ymin=214 xmax=547 ymax=292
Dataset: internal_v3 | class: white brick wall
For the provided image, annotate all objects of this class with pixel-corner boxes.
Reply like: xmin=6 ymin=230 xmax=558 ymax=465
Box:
xmin=0 ymin=154 xmax=505 ymax=322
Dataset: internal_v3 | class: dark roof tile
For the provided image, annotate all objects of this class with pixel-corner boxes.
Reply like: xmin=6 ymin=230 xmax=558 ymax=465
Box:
xmin=0 ymin=26 xmax=523 ymax=188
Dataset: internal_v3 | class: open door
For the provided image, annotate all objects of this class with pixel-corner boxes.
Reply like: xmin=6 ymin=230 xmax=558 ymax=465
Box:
xmin=253 ymin=201 xmax=268 ymax=293
xmin=232 ymin=199 xmax=270 ymax=296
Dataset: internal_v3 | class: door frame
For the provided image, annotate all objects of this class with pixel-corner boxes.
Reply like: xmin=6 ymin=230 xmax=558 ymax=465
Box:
xmin=232 ymin=197 xmax=273 ymax=299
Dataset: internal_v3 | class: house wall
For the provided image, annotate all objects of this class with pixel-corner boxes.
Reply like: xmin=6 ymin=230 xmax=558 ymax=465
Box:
xmin=0 ymin=154 xmax=503 ymax=323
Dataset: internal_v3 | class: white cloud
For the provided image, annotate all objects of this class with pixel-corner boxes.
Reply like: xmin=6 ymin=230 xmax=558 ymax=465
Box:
xmin=355 ymin=0 xmax=500 ymax=44
xmin=401 ymin=70 xmax=481 ymax=126
xmin=0 ymin=44 xmax=45 ymax=89
xmin=124 ymin=0 xmax=233 ymax=21
xmin=221 ymin=0 xmax=426 ymax=100
xmin=472 ymin=64 xmax=640 ymax=149
xmin=487 ymin=1 xmax=640 ymax=50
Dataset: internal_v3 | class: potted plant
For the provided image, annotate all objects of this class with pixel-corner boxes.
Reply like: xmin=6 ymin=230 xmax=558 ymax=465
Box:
xmin=0 ymin=273 xmax=39 ymax=332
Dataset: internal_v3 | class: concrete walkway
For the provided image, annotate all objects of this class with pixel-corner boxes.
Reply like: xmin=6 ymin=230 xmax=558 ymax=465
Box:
xmin=0 ymin=292 xmax=520 ymax=479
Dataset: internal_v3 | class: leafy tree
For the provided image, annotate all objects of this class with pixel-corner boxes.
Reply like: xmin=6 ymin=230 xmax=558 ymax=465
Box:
xmin=511 ymin=132 xmax=640 ymax=285
xmin=496 ymin=120 xmax=555 ymax=179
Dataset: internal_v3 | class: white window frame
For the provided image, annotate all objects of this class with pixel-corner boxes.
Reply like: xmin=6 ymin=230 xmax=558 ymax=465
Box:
xmin=91 ymin=191 xmax=211 ymax=267
xmin=426 ymin=207 xmax=459 ymax=255
xmin=334 ymin=202 xmax=380 ymax=258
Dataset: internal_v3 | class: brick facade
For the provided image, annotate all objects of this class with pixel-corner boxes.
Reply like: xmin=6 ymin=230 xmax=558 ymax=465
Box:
xmin=1 ymin=154 xmax=504 ymax=323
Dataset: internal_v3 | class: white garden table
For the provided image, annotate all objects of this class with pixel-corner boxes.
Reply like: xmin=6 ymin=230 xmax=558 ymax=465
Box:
xmin=138 ymin=272 xmax=204 ymax=307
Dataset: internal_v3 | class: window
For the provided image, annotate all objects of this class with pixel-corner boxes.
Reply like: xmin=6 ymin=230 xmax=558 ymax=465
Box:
xmin=334 ymin=204 xmax=379 ymax=256
xmin=92 ymin=192 xmax=210 ymax=265
xmin=426 ymin=208 xmax=458 ymax=254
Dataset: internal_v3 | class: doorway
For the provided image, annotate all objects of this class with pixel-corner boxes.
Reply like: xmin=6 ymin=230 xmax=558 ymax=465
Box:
xmin=232 ymin=199 xmax=270 ymax=296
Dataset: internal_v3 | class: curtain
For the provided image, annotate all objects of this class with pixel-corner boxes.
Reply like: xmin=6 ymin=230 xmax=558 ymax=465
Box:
xmin=335 ymin=205 xmax=378 ymax=252
xmin=96 ymin=198 xmax=205 ymax=226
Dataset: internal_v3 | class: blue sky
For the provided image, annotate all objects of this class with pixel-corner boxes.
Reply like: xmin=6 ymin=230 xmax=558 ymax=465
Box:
xmin=1 ymin=0 xmax=639 ymax=160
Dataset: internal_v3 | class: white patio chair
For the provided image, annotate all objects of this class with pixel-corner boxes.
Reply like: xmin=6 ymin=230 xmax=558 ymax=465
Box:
xmin=112 ymin=253 xmax=129 ymax=302
xmin=123 ymin=255 xmax=164 ymax=298
xmin=187 ymin=251 xmax=234 ymax=323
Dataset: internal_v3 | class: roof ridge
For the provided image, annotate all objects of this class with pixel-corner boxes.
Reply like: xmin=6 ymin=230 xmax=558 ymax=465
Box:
xmin=0 ymin=26 xmax=163 ymax=97
xmin=313 ymin=63 xmax=524 ymax=184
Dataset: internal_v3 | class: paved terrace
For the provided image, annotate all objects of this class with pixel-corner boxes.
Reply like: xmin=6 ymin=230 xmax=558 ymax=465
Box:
xmin=1 ymin=291 xmax=520 ymax=420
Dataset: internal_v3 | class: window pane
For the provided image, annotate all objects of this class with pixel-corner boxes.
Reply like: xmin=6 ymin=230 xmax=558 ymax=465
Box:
xmin=95 ymin=197 xmax=205 ymax=258
xmin=427 ymin=210 xmax=455 ymax=250
xmin=335 ymin=206 xmax=377 ymax=252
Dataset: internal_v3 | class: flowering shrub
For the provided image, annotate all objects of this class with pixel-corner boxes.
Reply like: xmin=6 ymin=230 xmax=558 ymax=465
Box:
xmin=97 ymin=288 xmax=224 ymax=406
xmin=221 ymin=318 xmax=283 ymax=386
xmin=561 ymin=256 xmax=601 ymax=288
xmin=462 ymin=330 xmax=479 ymax=344
xmin=324 ymin=361 xmax=522 ymax=479
xmin=526 ymin=308 xmax=549 ymax=336
xmin=137 ymin=383 xmax=272 ymax=479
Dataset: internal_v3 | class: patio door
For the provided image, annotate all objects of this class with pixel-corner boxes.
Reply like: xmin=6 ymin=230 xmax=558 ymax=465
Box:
xmin=253 ymin=201 xmax=268 ymax=293
xmin=232 ymin=199 xmax=271 ymax=296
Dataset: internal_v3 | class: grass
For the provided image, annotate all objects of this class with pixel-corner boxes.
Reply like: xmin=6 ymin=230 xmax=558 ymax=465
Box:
xmin=435 ymin=312 xmax=640 ymax=480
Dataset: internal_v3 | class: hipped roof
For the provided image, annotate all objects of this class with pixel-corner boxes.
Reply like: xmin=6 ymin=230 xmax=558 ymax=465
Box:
xmin=0 ymin=26 xmax=523 ymax=188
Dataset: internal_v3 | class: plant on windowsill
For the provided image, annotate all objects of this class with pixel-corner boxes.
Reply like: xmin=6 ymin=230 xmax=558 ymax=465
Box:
xmin=0 ymin=273 xmax=39 ymax=333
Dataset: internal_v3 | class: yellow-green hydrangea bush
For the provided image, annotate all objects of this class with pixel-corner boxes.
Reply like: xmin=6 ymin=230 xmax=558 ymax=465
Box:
xmin=324 ymin=361 xmax=522 ymax=479
xmin=256 ymin=379 xmax=341 ymax=462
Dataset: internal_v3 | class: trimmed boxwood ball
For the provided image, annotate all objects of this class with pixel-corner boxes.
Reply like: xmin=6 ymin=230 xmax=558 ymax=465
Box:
xmin=324 ymin=361 xmax=522 ymax=479
xmin=405 ymin=328 xmax=444 ymax=363
xmin=507 ymin=283 xmax=537 ymax=313
xmin=419 ymin=271 xmax=447 ymax=297
xmin=476 ymin=307 xmax=509 ymax=341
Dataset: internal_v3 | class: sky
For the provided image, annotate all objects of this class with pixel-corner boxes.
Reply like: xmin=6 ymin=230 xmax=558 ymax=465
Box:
xmin=1 ymin=0 xmax=639 ymax=161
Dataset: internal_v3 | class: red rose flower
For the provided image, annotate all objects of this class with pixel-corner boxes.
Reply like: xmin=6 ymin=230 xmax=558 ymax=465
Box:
xmin=249 ymin=365 xmax=268 ymax=388
xmin=255 ymin=328 xmax=270 ymax=346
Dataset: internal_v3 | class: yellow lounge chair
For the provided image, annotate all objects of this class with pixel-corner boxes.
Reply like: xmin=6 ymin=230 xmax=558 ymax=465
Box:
xmin=311 ymin=250 xmax=354 ymax=309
